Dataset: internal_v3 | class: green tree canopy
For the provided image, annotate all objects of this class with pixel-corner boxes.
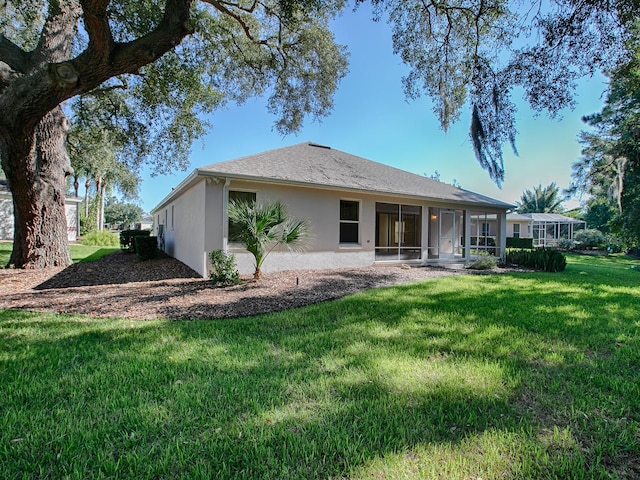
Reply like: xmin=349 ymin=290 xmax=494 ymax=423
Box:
xmin=104 ymin=198 xmax=144 ymax=227
xmin=570 ymin=29 xmax=640 ymax=246
xmin=368 ymin=0 xmax=639 ymax=185
xmin=516 ymin=182 xmax=564 ymax=213
xmin=0 ymin=0 xmax=348 ymax=268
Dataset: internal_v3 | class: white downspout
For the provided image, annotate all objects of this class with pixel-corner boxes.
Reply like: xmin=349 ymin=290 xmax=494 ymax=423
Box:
xmin=222 ymin=177 xmax=231 ymax=252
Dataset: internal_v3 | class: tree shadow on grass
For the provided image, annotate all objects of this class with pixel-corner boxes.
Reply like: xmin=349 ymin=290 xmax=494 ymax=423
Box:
xmin=2 ymin=270 xmax=639 ymax=479
xmin=33 ymin=250 xmax=201 ymax=290
xmin=22 ymin=269 xmax=404 ymax=319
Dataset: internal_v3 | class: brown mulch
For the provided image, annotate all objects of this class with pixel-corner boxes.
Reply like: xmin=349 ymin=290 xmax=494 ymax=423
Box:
xmin=0 ymin=251 xmax=476 ymax=321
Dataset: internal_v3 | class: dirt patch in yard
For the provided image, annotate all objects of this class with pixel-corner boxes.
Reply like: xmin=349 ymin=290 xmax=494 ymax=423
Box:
xmin=1 ymin=251 xmax=478 ymax=320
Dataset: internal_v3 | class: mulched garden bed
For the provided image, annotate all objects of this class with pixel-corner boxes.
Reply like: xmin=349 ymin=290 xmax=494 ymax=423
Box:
xmin=1 ymin=250 xmax=512 ymax=320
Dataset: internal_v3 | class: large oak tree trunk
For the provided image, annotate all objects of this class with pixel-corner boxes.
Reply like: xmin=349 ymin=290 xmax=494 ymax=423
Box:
xmin=0 ymin=0 xmax=193 ymax=269
xmin=1 ymin=107 xmax=72 ymax=268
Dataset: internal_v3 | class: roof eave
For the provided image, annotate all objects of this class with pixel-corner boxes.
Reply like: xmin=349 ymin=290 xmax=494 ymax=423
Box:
xmin=200 ymin=170 xmax=512 ymax=210
xmin=150 ymin=169 xmax=202 ymax=213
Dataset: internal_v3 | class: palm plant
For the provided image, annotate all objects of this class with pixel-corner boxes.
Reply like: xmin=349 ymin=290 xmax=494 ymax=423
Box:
xmin=227 ymin=199 xmax=311 ymax=279
xmin=516 ymin=182 xmax=564 ymax=213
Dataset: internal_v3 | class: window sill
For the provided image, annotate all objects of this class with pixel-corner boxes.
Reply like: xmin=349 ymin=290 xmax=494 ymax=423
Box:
xmin=337 ymin=244 xmax=362 ymax=250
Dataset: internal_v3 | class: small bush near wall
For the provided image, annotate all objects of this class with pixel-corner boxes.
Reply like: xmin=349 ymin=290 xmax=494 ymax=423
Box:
xmin=209 ymin=250 xmax=240 ymax=286
xmin=506 ymin=248 xmax=567 ymax=272
xmin=134 ymin=236 xmax=158 ymax=261
xmin=465 ymin=251 xmax=498 ymax=270
xmin=506 ymin=237 xmax=534 ymax=249
xmin=80 ymin=231 xmax=119 ymax=247
xmin=120 ymin=229 xmax=150 ymax=252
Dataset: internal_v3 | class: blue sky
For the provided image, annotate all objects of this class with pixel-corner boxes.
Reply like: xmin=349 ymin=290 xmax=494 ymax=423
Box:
xmin=139 ymin=5 xmax=608 ymax=214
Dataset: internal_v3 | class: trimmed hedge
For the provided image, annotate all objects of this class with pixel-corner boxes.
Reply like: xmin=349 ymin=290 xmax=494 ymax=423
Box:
xmin=120 ymin=229 xmax=150 ymax=252
xmin=80 ymin=230 xmax=120 ymax=247
xmin=506 ymin=247 xmax=567 ymax=272
xmin=134 ymin=236 xmax=158 ymax=261
xmin=506 ymin=237 xmax=534 ymax=249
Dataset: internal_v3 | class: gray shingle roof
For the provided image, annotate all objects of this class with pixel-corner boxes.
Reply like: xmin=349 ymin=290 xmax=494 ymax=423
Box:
xmin=198 ymin=142 xmax=512 ymax=209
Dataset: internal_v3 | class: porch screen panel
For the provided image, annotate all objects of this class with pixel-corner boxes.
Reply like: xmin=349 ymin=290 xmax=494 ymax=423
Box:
xmin=375 ymin=203 xmax=399 ymax=259
xmin=470 ymin=211 xmax=497 ymax=255
xmin=375 ymin=203 xmax=422 ymax=260
xmin=400 ymin=205 xmax=421 ymax=260
xmin=455 ymin=210 xmax=465 ymax=256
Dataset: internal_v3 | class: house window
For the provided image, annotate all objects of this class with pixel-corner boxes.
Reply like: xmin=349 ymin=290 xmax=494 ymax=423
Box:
xmin=513 ymin=223 xmax=520 ymax=238
xmin=482 ymin=222 xmax=490 ymax=236
xmin=339 ymin=200 xmax=359 ymax=243
xmin=171 ymin=205 xmax=174 ymax=231
xmin=228 ymin=190 xmax=256 ymax=240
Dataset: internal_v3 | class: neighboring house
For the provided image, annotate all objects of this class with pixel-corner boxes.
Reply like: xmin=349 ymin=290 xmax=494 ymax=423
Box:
xmin=507 ymin=212 xmax=587 ymax=247
xmin=135 ymin=215 xmax=154 ymax=231
xmin=112 ymin=215 xmax=153 ymax=232
xmin=0 ymin=179 xmax=82 ymax=242
xmin=151 ymin=142 xmax=513 ymax=277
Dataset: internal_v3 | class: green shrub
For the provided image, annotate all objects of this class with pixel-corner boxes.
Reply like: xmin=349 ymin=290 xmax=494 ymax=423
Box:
xmin=506 ymin=247 xmax=567 ymax=272
xmin=79 ymin=230 xmax=120 ymax=247
xmin=134 ymin=236 xmax=158 ymax=261
xmin=120 ymin=229 xmax=150 ymax=252
xmin=209 ymin=250 xmax=241 ymax=286
xmin=557 ymin=238 xmax=576 ymax=251
xmin=605 ymin=235 xmax=624 ymax=253
xmin=506 ymin=237 xmax=534 ymax=249
xmin=465 ymin=251 xmax=497 ymax=270
xmin=574 ymin=229 xmax=606 ymax=249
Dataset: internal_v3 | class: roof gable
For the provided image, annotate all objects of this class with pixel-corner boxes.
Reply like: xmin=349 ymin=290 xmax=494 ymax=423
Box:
xmin=197 ymin=142 xmax=512 ymax=209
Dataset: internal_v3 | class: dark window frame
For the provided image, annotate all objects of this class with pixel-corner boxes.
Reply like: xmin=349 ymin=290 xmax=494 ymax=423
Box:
xmin=339 ymin=199 xmax=360 ymax=244
xmin=228 ymin=190 xmax=256 ymax=242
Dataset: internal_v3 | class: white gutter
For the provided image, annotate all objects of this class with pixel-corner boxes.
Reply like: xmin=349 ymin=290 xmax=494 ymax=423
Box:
xmin=150 ymin=169 xmax=201 ymax=213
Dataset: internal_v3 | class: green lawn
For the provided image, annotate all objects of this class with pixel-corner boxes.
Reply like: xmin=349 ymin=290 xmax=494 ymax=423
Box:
xmin=0 ymin=241 xmax=118 ymax=266
xmin=1 ymin=254 xmax=639 ymax=479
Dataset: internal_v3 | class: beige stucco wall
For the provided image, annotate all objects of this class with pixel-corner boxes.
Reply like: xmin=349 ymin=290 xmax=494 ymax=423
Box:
xmin=506 ymin=221 xmax=532 ymax=238
xmin=225 ymin=180 xmax=378 ymax=275
xmin=155 ymin=180 xmax=208 ymax=276
xmin=204 ymin=179 xmax=225 ymax=254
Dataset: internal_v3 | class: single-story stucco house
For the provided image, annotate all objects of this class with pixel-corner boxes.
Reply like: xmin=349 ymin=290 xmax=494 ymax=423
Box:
xmin=506 ymin=212 xmax=586 ymax=247
xmin=0 ymin=179 xmax=82 ymax=242
xmin=151 ymin=142 xmax=514 ymax=277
